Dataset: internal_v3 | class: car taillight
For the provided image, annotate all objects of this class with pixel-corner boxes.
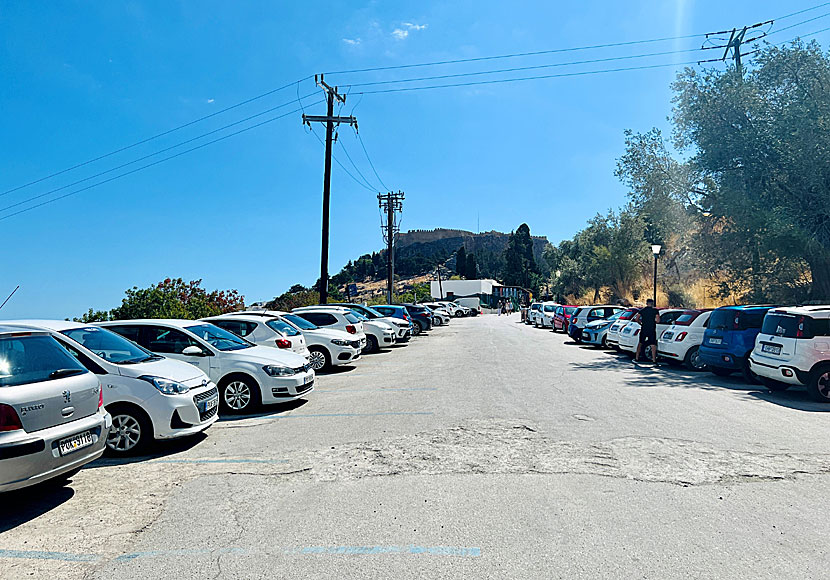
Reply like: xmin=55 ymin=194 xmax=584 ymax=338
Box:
xmin=0 ymin=404 xmax=23 ymax=431
xmin=346 ymin=325 xmax=356 ymax=334
xmin=797 ymin=316 xmax=806 ymax=338
xmin=634 ymin=329 xmax=640 ymax=336
xmin=675 ymin=332 xmax=688 ymax=342
xmin=275 ymin=338 xmax=292 ymax=349
xmin=98 ymin=385 xmax=104 ymax=409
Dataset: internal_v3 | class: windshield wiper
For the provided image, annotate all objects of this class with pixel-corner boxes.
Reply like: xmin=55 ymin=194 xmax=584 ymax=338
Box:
xmin=49 ymin=368 xmax=84 ymax=378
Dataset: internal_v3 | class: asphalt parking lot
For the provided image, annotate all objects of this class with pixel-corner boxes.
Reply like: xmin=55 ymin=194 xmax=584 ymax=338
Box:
xmin=2 ymin=314 xmax=830 ymax=579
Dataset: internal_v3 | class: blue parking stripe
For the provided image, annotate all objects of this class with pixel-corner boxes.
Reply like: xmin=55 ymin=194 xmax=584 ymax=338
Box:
xmin=275 ymin=412 xmax=433 ymax=419
xmin=314 ymin=388 xmax=438 ymax=393
xmin=0 ymin=549 xmax=100 ymax=562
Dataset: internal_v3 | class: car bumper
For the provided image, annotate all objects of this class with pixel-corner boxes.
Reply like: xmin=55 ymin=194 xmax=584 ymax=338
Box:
xmin=153 ymin=384 xmax=220 ymax=439
xmin=263 ymin=371 xmax=316 ymax=403
xmin=748 ymin=357 xmax=806 ymax=385
xmin=699 ymin=348 xmax=741 ymax=370
xmin=618 ymin=336 xmax=637 ymax=352
xmin=582 ymin=329 xmax=607 ymax=345
xmin=0 ymin=411 xmax=111 ymax=493
xmin=657 ymin=341 xmax=690 ymax=360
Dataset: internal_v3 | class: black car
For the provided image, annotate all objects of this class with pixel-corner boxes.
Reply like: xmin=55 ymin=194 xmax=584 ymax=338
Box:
xmin=397 ymin=303 xmax=433 ymax=335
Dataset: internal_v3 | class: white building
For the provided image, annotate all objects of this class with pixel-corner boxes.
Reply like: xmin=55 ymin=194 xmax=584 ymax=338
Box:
xmin=430 ymin=279 xmax=498 ymax=301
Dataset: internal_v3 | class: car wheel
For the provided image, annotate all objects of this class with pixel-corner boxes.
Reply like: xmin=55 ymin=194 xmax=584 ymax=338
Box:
xmin=760 ymin=376 xmax=790 ymax=392
xmin=807 ymin=364 xmax=830 ymax=403
xmin=365 ymin=335 xmax=379 ymax=353
xmin=683 ymin=346 xmax=706 ymax=371
xmin=454 ymin=311 xmax=464 ymax=318
xmin=411 ymin=322 xmax=421 ymax=336
xmin=219 ymin=375 xmax=261 ymax=414
xmin=711 ymin=367 xmax=733 ymax=377
xmin=308 ymin=347 xmax=330 ymax=371
xmin=740 ymin=356 xmax=760 ymax=384
xmin=600 ymin=336 xmax=608 ymax=348
xmin=106 ymin=406 xmax=152 ymax=456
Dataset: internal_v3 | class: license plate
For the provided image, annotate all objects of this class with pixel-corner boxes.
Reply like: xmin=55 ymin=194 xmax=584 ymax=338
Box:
xmin=662 ymin=332 xmax=673 ymax=340
xmin=202 ymin=396 xmax=218 ymax=412
xmin=762 ymin=343 xmax=782 ymax=355
xmin=303 ymin=374 xmax=313 ymax=385
xmin=58 ymin=431 xmax=93 ymax=456
xmin=708 ymin=338 xmax=722 ymax=345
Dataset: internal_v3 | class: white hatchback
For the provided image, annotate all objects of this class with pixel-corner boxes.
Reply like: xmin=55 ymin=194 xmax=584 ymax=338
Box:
xmin=99 ymin=320 xmax=314 ymax=414
xmin=749 ymin=305 xmax=830 ymax=402
xmin=605 ymin=308 xmax=639 ymax=349
xmin=618 ymin=309 xmax=685 ymax=355
xmin=8 ymin=320 xmax=218 ymax=455
xmin=203 ymin=314 xmax=310 ymax=359
xmin=657 ymin=310 xmax=712 ymax=370
xmin=291 ymin=307 xmax=368 ymax=352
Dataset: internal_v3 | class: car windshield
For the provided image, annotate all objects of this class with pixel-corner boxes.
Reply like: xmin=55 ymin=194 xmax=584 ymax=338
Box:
xmin=283 ymin=313 xmax=318 ymax=330
xmin=708 ymin=309 xmax=737 ymax=330
xmin=344 ymin=312 xmax=362 ymax=323
xmin=606 ymin=311 xmax=623 ymax=322
xmin=544 ymin=305 xmax=556 ymax=312
xmin=185 ymin=323 xmax=252 ymax=351
xmin=564 ymin=307 xmax=576 ymax=315
xmin=265 ymin=319 xmax=301 ymax=336
xmin=761 ymin=313 xmax=804 ymax=338
xmin=61 ymin=326 xmax=157 ymax=364
xmin=674 ymin=311 xmax=702 ymax=326
xmin=0 ymin=334 xmax=88 ymax=387
xmin=360 ymin=306 xmax=384 ymax=318
xmin=620 ymin=310 xmax=637 ymax=320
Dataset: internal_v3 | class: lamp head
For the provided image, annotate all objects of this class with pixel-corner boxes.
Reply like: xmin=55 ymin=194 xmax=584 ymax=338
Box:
xmin=651 ymin=244 xmax=662 ymax=256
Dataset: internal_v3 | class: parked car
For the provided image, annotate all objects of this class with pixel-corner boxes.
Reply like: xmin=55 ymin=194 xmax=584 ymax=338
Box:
xmin=700 ymin=305 xmax=775 ymax=382
xmin=605 ymin=308 xmax=639 ymax=349
xmin=617 ymin=309 xmax=684 ymax=356
xmin=0 ymin=326 xmax=111 ymax=492
xmin=452 ymin=297 xmax=481 ymax=315
xmin=748 ymin=305 xmax=830 ymax=402
xmin=421 ymin=303 xmax=451 ymax=326
xmin=204 ymin=314 xmax=310 ymax=359
xmin=8 ymin=320 xmax=218 ymax=455
xmin=536 ymin=302 xmax=558 ymax=328
xmin=371 ymin=304 xmax=415 ymax=331
xmin=567 ymin=305 xmax=625 ymax=340
xmin=437 ymin=301 xmax=469 ymax=318
xmin=657 ymin=309 xmax=713 ymax=370
xmin=291 ymin=307 xmax=370 ymax=351
xmin=553 ymin=305 xmax=578 ymax=333
xmin=345 ymin=309 xmax=397 ymax=351
xmin=100 ymin=320 xmax=314 ymax=414
xmin=527 ymin=302 xmax=544 ymax=325
xmin=280 ymin=312 xmax=362 ymax=371
xmin=582 ymin=310 xmax=626 ymax=348
xmin=398 ymin=303 xmax=433 ymax=335
xmin=330 ymin=303 xmax=412 ymax=343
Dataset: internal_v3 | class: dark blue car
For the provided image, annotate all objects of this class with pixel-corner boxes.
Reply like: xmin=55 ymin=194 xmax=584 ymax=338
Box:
xmin=700 ymin=305 xmax=775 ymax=382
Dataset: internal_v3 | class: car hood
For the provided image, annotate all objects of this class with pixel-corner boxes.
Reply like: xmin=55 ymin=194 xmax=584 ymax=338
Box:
xmin=229 ymin=345 xmax=309 ymax=367
xmin=115 ymin=356 xmax=207 ymax=383
xmin=305 ymin=327 xmax=357 ymax=341
xmin=380 ymin=316 xmax=410 ymax=327
xmin=364 ymin=320 xmax=394 ymax=332
xmin=585 ymin=319 xmax=611 ymax=329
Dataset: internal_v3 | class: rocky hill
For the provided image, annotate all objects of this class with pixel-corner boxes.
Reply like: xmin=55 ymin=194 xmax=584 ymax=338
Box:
xmin=397 ymin=228 xmax=548 ymax=261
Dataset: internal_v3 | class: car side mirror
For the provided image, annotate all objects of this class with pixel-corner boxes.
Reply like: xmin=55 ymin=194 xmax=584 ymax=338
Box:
xmin=182 ymin=345 xmax=207 ymax=356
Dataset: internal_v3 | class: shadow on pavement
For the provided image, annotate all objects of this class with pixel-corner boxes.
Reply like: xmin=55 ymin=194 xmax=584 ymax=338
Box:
xmin=216 ymin=398 xmax=308 ymax=423
xmin=87 ymin=432 xmax=209 ymax=468
xmin=318 ymin=364 xmax=358 ymax=375
xmin=1 ymin=482 xmax=75 ymax=533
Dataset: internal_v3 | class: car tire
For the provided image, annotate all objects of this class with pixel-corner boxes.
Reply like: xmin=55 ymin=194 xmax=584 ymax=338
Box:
xmin=711 ymin=367 xmax=733 ymax=377
xmin=683 ymin=346 xmax=706 ymax=371
xmin=308 ymin=347 xmax=331 ymax=371
xmin=365 ymin=335 xmax=379 ymax=354
xmin=411 ymin=322 xmax=421 ymax=336
xmin=218 ymin=374 xmax=261 ymax=414
xmin=106 ymin=404 xmax=153 ymax=456
xmin=807 ymin=364 xmax=830 ymax=403
xmin=600 ymin=336 xmax=608 ymax=348
xmin=760 ymin=376 xmax=790 ymax=392
xmin=454 ymin=311 xmax=464 ymax=318
xmin=740 ymin=356 xmax=760 ymax=384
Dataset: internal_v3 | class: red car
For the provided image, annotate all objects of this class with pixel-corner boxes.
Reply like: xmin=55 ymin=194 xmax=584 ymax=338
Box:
xmin=553 ymin=305 xmax=578 ymax=332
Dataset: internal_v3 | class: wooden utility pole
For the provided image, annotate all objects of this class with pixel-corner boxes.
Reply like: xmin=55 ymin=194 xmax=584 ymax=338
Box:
xmin=378 ymin=191 xmax=404 ymax=303
xmin=699 ymin=20 xmax=770 ymax=76
xmin=303 ymin=74 xmax=357 ymax=304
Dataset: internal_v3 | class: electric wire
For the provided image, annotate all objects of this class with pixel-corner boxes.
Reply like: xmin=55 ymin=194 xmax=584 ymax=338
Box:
xmin=337 ymin=138 xmax=379 ymax=191
xmin=356 ymin=132 xmax=389 ymax=192
xmin=308 ymin=127 xmax=376 ymax=192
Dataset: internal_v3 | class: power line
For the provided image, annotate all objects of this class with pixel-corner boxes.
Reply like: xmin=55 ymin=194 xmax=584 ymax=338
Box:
xmin=0 ymin=75 xmax=314 ymax=198
xmin=766 ymin=10 xmax=830 ymax=36
xmin=0 ymin=102 xmax=320 ymax=222
xmin=776 ymin=1 xmax=830 ymax=21
xmin=356 ymin=132 xmax=389 ymax=192
xmin=337 ymin=138 xmax=379 ymax=190
xmin=308 ymin=127 xmax=375 ymax=192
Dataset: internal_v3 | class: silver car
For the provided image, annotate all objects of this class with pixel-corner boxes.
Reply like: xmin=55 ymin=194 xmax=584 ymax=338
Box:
xmin=0 ymin=326 xmax=111 ymax=492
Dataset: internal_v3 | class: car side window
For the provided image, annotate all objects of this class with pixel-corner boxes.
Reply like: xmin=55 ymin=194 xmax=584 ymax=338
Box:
xmin=589 ymin=308 xmax=604 ymax=319
xmin=212 ymin=320 xmax=246 ymax=337
xmin=106 ymin=324 xmax=142 ymax=344
xmin=145 ymin=326 xmax=201 ymax=354
xmin=53 ymin=337 xmax=108 ymax=375
xmin=300 ymin=312 xmax=337 ymax=327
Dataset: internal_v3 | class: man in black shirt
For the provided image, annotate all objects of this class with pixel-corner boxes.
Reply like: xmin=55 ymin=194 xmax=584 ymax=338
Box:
xmin=635 ymin=299 xmax=660 ymax=363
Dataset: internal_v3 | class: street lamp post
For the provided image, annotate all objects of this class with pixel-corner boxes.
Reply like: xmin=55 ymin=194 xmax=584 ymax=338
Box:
xmin=651 ymin=245 xmax=662 ymax=305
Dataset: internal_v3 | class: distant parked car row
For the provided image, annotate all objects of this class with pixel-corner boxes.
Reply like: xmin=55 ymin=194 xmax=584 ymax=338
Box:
xmin=0 ymin=298 xmax=469 ymax=492
xmin=527 ymin=301 xmax=830 ymax=403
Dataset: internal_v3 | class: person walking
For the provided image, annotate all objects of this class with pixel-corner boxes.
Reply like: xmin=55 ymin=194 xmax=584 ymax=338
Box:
xmin=634 ymin=298 xmax=660 ymax=364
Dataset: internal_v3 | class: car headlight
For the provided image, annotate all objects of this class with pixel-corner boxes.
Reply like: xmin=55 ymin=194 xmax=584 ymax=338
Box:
xmin=262 ymin=364 xmax=296 ymax=377
xmin=331 ymin=339 xmax=350 ymax=346
xmin=139 ymin=375 xmax=190 ymax=395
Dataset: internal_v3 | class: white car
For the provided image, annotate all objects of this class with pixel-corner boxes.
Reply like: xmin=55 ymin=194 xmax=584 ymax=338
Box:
xmin=749 ymin=305 xmax=830 ymax=402
xmin=7 ymin=320 xmax=219 ymax=455
xmin=0 ymin=326 xmax=111 ymax=492
xmin=582 ymin=311 xmax=625 ymax=348
xmin=437 ymin=301 xmax=468 ymax=318
xmin=657 ymin=309 xmax=713 ymax=370
xmin=618 ymin=309 xmax=685 ymax=355
xmin=605 ymin=308 xmax=638 ymax=349
xmin=279 ymin=312 xmax=362 ymax=371
xmin=202 ymin=314 xmax=310 ymax=359
xmin=422 ymin=303 xmax=451 ymax=326
xmin=527 ymin=302 xmax=544 ymax=325
xmin=99 ymin=320 xmax=314 ymax=414
xmin=536 ymin=302 xmax=559 ymax=328
xmin=331 ymin=303 xmax=412 ymax=343
xmin=292 ymin=307 xmax=369 ymax=352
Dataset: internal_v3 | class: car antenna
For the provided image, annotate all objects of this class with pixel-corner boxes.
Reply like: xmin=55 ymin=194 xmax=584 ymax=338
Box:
xmin=0 ymin=285 xmax=20 ymax=312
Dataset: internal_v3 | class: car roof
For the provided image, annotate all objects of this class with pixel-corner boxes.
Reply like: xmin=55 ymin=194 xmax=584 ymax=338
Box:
xmin=293 ymin=306 xmax=351 ymax=312
xmin=0 ymin=324 xmax=51 ymax=337
xmin=768 ymin=305 xmax=830 ymax=317
xmin=204 ymin=314 xmax=275 ymax=323
xmin=98 ymin=319 xmax=210 ymax=329
xmin=1 ymin=319 xmax=85 ymax=332
xmin=715 ymin=304 xmax=777 ymax=311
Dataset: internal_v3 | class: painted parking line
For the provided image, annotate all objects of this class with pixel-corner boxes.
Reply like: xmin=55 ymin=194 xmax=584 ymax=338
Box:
xmin=115 ymin=547 xmax=246 ymax=562
xmin=274 ymin=412 xmax=433 ymax=419
xmin=0 ymin=549 xmax=100 ymax=562
xmin=314 ymin=388 xmax=439 ymax=393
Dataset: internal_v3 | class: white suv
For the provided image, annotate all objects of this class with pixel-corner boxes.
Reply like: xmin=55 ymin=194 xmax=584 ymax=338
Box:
xmin=657 ymin=309 xmax=712 ymax=370
xmin=330 ymin=303 xmax=412 ymax=343
xmin=536 ymin=302 xmax=558 ymax=328
xmin=749 ymin=305 xmax=830 ymax=402
xmin=9 ymin=320 xmax=219 ymax=455
xmin=280 ymin=312 xmax=362 ymax=371
xmin=292 ymin=307 xmax=369 ymax=352
xmin=202 ymin=314 xmax=310 ymax=359
xmin=99 ymin=320 xmax=314 ymax=414
xmin=527 ymin=302 xmax=544 ymax=325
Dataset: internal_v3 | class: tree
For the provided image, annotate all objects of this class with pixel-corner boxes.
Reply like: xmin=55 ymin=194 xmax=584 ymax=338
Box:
xmin=502 ymin=223 xmax=539 ymax=290
xmin=465 ymin=252 xmax=478 ymax=279
xmin=672 ymin=41 xmax=830 ymax=301
xmin=456 ymin=246 xmax=467 ymax=278
xmin=77 ymin=278 xmax=244 ymax=322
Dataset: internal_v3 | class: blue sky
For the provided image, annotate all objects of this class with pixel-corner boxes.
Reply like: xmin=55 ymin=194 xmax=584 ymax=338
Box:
xmin=1 ymin=1 xmax=828 ymax=318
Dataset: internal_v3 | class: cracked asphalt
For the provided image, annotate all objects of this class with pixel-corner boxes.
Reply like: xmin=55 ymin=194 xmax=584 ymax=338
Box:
xmin=2 ymin=314 xmax=830 ymax=579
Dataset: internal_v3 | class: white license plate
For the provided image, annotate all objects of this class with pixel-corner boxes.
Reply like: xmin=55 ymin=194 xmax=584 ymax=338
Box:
xmin=762 ymin=343 xmax=782 ymax=355
xmin=59 ymin=431 xmax=93 ymax=456
xmin=708 ymin=338 xmax=722 ymax=345
xmin=203 ymin=396 xmax=218 ymax=412
xmin=303 ymin=374 xmax=313 ymax=385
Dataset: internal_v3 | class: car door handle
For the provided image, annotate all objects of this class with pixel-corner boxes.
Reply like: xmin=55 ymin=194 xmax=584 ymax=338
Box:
xmin=61 ymin=406 xmax=75 ymax=417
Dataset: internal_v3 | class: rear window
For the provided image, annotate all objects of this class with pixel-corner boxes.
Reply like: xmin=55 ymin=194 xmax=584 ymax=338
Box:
xmin=543 ymin=305 xmax=556 ymax=312
xmin=658 ymin=310 xmax=684 ymax=325
xmin=620 ymin=309 xmax=637 ymax=321
xmin=761 ymin=313 xmax=830 ymax=338
xmin=564 ymin=307 xmax=576 ymax=315
xmin=266 ymin=319 xmax=300 ymax=336
xmin=708 ymin=309 xmax=736 ymax=330
xmin=0 ymin=334 xmax=88 ymax=387
xmin=283 ymin=313 xmax=317 ymax=330
xmin=674 ymin=311 xmax=702 ymax=326
xmin=344 ymin=313 xmax=361 ymax=324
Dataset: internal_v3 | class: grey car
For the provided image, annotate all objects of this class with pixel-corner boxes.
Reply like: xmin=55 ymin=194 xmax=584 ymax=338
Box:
xmin=0 ymin=326 xmax=111 ymax=492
